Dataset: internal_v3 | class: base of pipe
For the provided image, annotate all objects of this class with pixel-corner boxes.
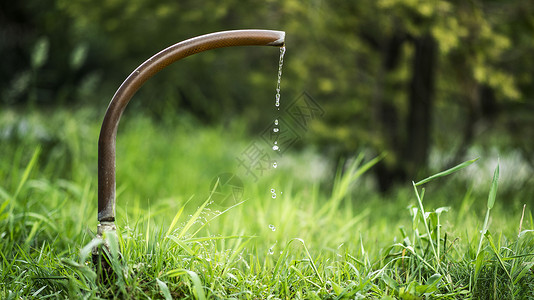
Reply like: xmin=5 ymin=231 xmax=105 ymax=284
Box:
xmin=91 ymin=222 xmax=117 ymax=284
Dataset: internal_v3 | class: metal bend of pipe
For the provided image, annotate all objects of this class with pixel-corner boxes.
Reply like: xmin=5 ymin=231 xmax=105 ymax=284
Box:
xmin=98 ymin=29 xmax=285 ymax=223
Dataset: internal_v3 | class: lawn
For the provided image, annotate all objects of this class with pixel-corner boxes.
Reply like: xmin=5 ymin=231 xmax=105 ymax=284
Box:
xmin=1 ymin=108 xmax=533 ymax=299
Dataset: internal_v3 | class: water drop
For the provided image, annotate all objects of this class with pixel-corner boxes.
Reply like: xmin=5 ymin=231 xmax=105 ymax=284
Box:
xmin=269 ymin=224 xmax=276 ymax=231
xmin=271 ymin=188 xmax=275 ymax=193
xmin=272 ymin=162 xmax=277 ymax=168
xmin=273 ymin=127 xmax=279 ymax=133
xmin=272 ymin=193 xmax=276 ymax=198
xmin=272 ymin=145 xmax=279 ymax=151
xmin=274 ymin=119 xmax=279 ymax=126
xmin=268 ymin=240 xmax=277 ymax=255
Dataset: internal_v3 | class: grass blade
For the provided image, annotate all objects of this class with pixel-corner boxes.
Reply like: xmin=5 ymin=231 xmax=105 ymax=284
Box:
xmin=412 ymin=183 xmax=439 ymax=266
xmin=294 ymin=238 xmax=324 ymax=285
xmin=271 ymin=238 xmax=325 ymax=285
xmin=484 ymin=231 xmax=512 ymax=281
xmin=156 ymin=278 xmax=173 ymax=300
xmin=415 ymin=158 xmax=478 ymax=186
xmin=189 ymin=200 xmax=246 ymax=238
xmin=167 ymin=236 xmax=195 ymax=255
xmin=165 ymin=203 xmax=185 ymax=237
xmin=0 ymin=187 xmax=11 ymax=202
xmin=487 ymin=163 xmax=499 ymax=210
xmin=175 ymin=198 xmax=210 ymax=240
xmin=12 ymin=146 xmax=41 ymax=200
xmin=477 ymin=163 xmax=500 ymax=256
xmin=220 ymin=237 xmax=254 ymax=277
xmin=167 ymin=269 xmax=206 ymax=300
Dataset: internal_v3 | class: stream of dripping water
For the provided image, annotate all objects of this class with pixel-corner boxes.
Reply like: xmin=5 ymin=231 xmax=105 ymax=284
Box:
xmin=272 ymin=46 xmax=285 ymax=156
xmin=275 ymin=46 xmax=285 ymax=111
xmin=268 ymin=46 xmax=285 ymax=251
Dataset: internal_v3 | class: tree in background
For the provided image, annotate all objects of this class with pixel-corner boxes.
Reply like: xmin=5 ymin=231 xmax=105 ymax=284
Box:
xmin=1 ymin=0 xmax=533 ymax=192
xmin=307 ymin=0 xmax=533 ymax=191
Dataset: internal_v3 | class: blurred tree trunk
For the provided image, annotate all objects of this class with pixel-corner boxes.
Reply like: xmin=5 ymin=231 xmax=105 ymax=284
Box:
xmin=374 ymin=34 xmax=437 ymax=192
xmin=404 ymin=34 xmax=437 ymax=179
xmin=372 ymin=31 xmax=407 ymax=191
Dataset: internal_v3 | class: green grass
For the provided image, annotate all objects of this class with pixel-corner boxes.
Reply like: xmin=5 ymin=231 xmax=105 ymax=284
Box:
xmin=1 ymin=108 xmax=533 ymax=299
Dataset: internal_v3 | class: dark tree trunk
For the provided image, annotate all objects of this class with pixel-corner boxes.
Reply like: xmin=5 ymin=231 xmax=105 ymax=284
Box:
xmin=403 ymin=34 xmax=437 ymax=180
xmin=372 ymin=32 xmax=408 ymax=192
xmin=362 ymin=31 xmax=437 ymax=192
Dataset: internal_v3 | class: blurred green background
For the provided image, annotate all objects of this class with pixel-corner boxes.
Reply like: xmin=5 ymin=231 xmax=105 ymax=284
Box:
xmin=1 ymin=0 xmax=533 ymax=194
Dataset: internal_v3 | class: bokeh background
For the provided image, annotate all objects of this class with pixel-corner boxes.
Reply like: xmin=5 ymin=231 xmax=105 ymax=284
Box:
xmin=2 ymin=0 xmax=533 ymax=196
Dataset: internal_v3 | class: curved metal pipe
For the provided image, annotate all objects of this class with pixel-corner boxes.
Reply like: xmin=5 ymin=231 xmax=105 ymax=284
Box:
xmin=98 ymin=29 xmax=285 ymax=222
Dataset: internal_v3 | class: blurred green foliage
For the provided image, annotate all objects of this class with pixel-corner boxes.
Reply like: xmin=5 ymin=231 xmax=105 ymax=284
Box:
xmin=1 ymin=0 xmax=533 ymax=190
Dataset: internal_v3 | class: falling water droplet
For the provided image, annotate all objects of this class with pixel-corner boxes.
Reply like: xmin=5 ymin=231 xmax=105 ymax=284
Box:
xmin=268 ymin=240 xmax=277 ymax=255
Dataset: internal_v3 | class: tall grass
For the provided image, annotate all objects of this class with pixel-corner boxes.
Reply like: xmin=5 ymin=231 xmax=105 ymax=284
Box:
xmin=1 ymin=108 xmax=532 ymax=298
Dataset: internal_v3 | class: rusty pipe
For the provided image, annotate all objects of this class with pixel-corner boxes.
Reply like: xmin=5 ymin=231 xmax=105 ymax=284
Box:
xmin=98 ymin=30 xmax=285 ymax=222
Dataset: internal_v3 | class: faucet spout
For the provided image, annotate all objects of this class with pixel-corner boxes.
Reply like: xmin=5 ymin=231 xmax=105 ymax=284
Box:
xmin=97 ymin=30 xmax=285 ymax=222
